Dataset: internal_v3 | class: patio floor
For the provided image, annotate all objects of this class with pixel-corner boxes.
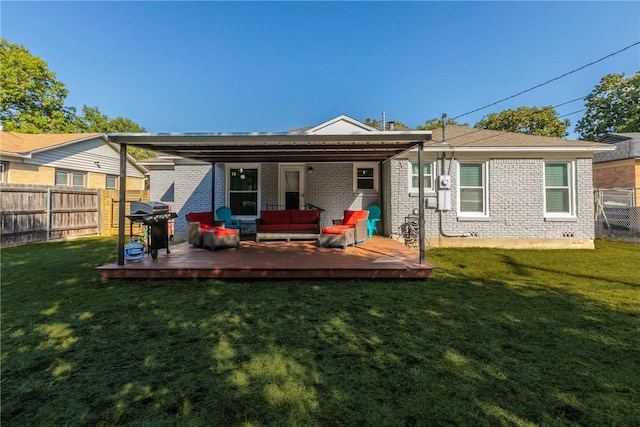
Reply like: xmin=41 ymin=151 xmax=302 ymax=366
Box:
xmin=98 ymin=236 xmax=436 ymax=280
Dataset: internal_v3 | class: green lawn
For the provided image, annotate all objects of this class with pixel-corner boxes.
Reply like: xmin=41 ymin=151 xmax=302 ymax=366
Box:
xmin=1 ymin=237 xmax=639 ymax=426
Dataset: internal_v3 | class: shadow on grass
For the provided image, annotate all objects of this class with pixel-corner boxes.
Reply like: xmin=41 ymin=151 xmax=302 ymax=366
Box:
xmin=1 ymin=238 xmax=639 ymax=426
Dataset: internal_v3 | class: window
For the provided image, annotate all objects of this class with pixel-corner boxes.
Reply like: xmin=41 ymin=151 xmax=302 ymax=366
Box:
xmin=106 ymin=175 xmax=118 ymax=190
xmin=228 ymin=166 xmax=258 ymax=216
xmin=409 ymin=162 xmax=433 ymax=192
xmin=55 ymin=169 xmax=85 ymax=187
xmin=0 ymin=162 xmax=6 ymax=183
xmin=353 ymin=163 xmax=378 ymax=192
xmin=544 ymin=162 xmax=574 ymax=216
xmin=458 ymin=162 xmax=487 ymax=216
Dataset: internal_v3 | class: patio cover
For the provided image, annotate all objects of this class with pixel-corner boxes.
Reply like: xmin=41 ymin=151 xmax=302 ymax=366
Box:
xmin=108 ymin=130 xmax=432 ymax=266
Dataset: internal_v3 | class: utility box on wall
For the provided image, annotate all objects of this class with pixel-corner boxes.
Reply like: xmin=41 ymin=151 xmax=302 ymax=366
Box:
xmin=437 ymin=176 xmax=452 ymax=210
xmin=438 ymin=190 xmax=451 ymax=211
xmin=438 ymin=175 xmax=451 ymax=190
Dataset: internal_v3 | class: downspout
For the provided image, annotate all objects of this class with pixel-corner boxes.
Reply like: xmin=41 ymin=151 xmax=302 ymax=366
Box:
xmin=117 ymin=141 xmax=127 ymax=265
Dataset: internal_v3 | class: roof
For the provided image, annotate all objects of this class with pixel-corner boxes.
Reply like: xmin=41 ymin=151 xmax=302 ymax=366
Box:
xmin=422 ymin=125 xmax=615 ymax=152
xmin=109 ymin=117 xmax=616 ymax=164
xmin=108 ymin=115 xmax=433 ymax=163
xmin=0 ymin=131 xmax=148 ymax=174
xmin=593 ymin=132 xmax=640 ymax=163
xmin=0 ymin=132 xmax=104 ymax=154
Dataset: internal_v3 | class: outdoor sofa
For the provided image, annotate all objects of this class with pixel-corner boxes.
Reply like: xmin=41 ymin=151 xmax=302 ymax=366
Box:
xmin=255 ymin=209 xmax=321 ymax=242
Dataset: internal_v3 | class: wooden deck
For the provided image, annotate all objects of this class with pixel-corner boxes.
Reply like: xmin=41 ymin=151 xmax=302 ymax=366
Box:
xmin=98 ymin=236 xmax=436 ymax=280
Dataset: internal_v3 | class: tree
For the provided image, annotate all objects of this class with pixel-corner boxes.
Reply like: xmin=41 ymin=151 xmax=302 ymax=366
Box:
xmin=364 ymin=118 xmax=409 ymax=130
xmin=575 ymin=72 xmax=640 ymax=141
xmin=74 ymin=105 xmax=146 ymax=133
xmin=0 ymin=38 xmax=75 ymax=132
xmin=0 ymin=39 xmax=153 ymax=159
xmin=74 ymin=105 xmax=153 ymax=160
xmin=416 ymin=116 xmax=469 ymax=130
xmin=475 ymin=106 xmax=570 ymax=137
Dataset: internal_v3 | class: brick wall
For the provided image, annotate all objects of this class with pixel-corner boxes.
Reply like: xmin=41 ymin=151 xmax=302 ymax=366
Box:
xmin=154 ymin=163 xmax=212 ymax=237
xmin=389 ymin=156 xmax=596 ymax=243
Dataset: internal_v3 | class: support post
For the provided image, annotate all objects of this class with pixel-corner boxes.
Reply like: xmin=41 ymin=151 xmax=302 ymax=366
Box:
xmin=211 ymin=162 xmax=216 ymax=222
xmin=117 ymin=142 xmax=127 ymax=265
xmin=418 ymin=140 xmax=425 ymax=264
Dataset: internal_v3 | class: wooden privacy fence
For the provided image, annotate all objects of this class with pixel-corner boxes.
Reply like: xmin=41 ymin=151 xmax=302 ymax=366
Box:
xmin=0 ymin=184 xmax=149 ymax=246
xmin=1 ymin=184 xmax=99 ymax=246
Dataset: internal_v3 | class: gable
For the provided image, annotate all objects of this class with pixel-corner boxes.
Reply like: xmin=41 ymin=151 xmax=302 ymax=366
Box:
xmin=0 ymin=132 xmax=147 ymax=177
xmin=306 ymin=115 xmax=378 ymax=134
xmin=0 ymin=132 xmax=103 ymax=153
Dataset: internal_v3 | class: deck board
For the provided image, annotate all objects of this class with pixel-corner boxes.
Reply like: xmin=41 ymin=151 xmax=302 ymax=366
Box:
xmin=98 ymin=236 xmax=436 ymax=280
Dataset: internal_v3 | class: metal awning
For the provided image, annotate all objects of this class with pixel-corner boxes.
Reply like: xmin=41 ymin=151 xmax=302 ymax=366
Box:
xmin=109 ymin=130 xmax=432 ymax=266
xmin=107 ymin=131 xmax=432 ymax=163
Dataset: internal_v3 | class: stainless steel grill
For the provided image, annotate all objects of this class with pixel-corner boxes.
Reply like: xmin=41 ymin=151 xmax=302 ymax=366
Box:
xmin=130 ymin=201 xmax=170 ymax=215
xmin=126 ymin=201 xmax=177 ymax=259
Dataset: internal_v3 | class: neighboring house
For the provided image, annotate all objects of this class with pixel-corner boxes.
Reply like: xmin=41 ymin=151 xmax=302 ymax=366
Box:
xmin=593 ymin=132 xmax=640 ymax=206
xmin=133 ymin=115 xmax=613 ymax=249
xmin=0 ymin=131 xmax=147 ymax=190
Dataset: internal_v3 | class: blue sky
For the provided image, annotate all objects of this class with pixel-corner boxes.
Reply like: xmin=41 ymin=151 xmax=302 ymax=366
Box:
xmin=2 ymin=1 xmax=639 ymax=138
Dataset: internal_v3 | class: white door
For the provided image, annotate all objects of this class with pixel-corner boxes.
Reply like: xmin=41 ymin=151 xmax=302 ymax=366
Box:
xmin=279 ymin=165 xmax=305 ymax=210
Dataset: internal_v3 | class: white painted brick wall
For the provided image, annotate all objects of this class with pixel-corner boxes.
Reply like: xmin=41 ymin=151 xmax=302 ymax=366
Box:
xmin=389 ymin=156 xmax=596 ymax=241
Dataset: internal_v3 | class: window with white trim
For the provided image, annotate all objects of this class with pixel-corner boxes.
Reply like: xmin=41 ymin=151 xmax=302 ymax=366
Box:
xmin=0 ymin=162 xmax=6 ymax=183
xmin=458 ymin=162 xmax=488 ymax=216
xmin=409 ymin=161 xmax=433 ymax=193
xmin=55 ymin=169 xmax=86 ymax=187
xmin=544 ymin=161 xmax=574 ymax=216
xmin=353 ymin=163 xmax=378 ymax=192
xmin=106 ymin=175 xmax=118 ymax=190
xmin=228 ymin=166 xmax=259 ymax=216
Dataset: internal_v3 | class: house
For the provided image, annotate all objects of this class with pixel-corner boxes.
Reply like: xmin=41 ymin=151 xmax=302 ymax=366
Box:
xmin=0 ymin=131 xmax=147 ymax=190
xmin=592 ymin=132 xmax=639 ymax=237
xmin=593 ymin=132 xmax=640 ymax=205
xmin=119 ymin=115 xmax=614 ymax=250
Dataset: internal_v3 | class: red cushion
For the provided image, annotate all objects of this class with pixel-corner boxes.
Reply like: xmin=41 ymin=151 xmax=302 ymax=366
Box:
xmin=288 ymin=224 xmax=319 ymax=231
xmin=199 ymin=224 xmax=220 ymax=232
xmin=289 ymin=209 xmax=319 ymax=224
xmin=260 ymin=210 xmax=290 ymax=225
xmin=213 ymin=228 xmax=238 ymax=236
xmin=343 ymin=210 xmax=368 ymax=226
xmin=258 ymin=224 xmax=290 ymax=232
xmin=332 ymin=224 xmax=352 ymax=230
xmin=186 ymin=212 xmax=214 ymax=227
xmin=322 ymin=227 xmax=345 ymax=235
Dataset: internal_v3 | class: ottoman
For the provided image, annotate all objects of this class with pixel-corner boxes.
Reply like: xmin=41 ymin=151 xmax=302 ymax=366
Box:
xmin=318 ymin=226 xmax=355 ymax=250
xmin=203 ymin=228 xmax=240 ymax=251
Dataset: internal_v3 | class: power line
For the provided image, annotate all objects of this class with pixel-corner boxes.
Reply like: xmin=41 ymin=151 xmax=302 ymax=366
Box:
xmin=451 ymin=41 xmax=640 ymax=120
xmin=559 ymin=109 xmax=586 ymax=119
xmin=553 ymin=96 xmax=586 ymax=109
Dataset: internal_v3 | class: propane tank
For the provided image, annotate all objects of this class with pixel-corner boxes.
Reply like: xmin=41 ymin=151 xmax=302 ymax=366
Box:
xmin=125 ymin=237 xmax=145 ymax=262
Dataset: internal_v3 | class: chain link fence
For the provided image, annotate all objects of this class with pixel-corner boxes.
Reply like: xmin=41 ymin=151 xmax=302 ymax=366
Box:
xmin=594 ymin=188 xmax=639 ymax=243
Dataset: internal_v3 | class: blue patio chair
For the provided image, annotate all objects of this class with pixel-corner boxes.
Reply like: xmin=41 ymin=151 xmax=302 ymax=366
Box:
xmin=366 ymin=205 xmax=381 ymax=237
xmin=215 ymin=206 xmax=241 ymax=230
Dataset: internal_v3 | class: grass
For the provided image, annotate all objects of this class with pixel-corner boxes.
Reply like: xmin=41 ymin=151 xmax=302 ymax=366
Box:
xmin=1 ymin=237 xmax=639 ymax=426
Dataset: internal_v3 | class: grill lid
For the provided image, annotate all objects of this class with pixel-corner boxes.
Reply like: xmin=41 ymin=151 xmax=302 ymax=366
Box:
xmin=130 ymin=201 xmax=169 ymax=215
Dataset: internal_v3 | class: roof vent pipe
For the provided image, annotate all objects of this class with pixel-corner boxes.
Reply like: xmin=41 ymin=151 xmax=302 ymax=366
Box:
xmin=382 ymin=111 xmax=386 ymax=132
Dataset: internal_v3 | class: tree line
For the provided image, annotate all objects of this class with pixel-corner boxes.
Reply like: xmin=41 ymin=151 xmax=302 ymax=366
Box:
xmin=1 ymin=37 xmax=638 ymax=156
xmin=366 ymin=69 xmax=638 ymax=141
